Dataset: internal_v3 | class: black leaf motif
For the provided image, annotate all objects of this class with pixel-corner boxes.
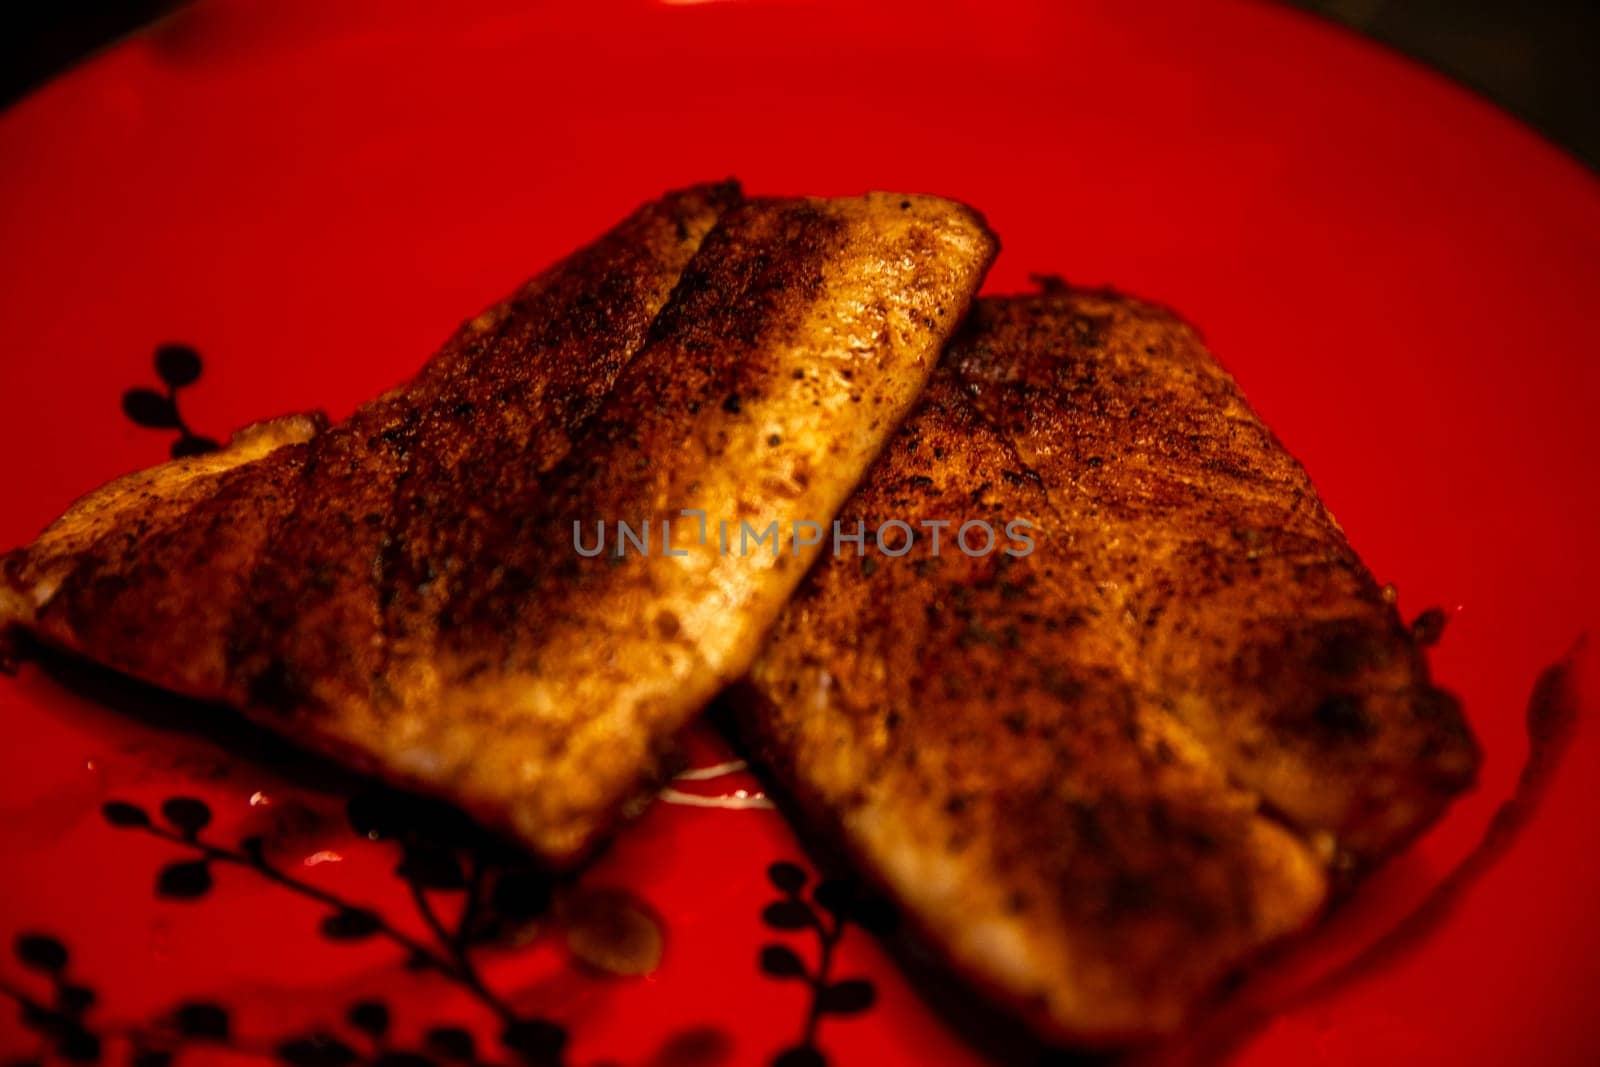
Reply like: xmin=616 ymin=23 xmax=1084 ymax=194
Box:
xmin=817 ymin=979 xmax=875 ymax=1015
xmin=161 ymin=796 xmax=212 ymax=835
xmin=759 ymin=944 xmax=807 ymax=979
xmin=14 ymin=933 xmax=68 ymax=973
xmin=123 ymin=345 xmax=219 ymax=457
xmin=773 ymin=1047 xmax=826 ymax=1067
xmin=173 ymin=1001 xmax=231 ymax=1040
xmin=2 ymin=780 xmax=565 ymax=1067
xmin=277 ymin=1035 xmax=359 ymax=1067
xmin=500 ymin=1018 xmax=568 ymax=1060
xmin=320 ymin=909 xmax=382 ymax=940
xmin=101 ymin=800 xmax=151 ymax=828
xmin=156 ymin=860 xmax=213 ymax=899
xmin=761 ymin=901 xmax=813 ymax=930
xmin=767 ymin=861 xmax=807 ymax=893
xmin=154 ymin=344 xmax=202 ymax=387
xmin=759 ymin=862 xmax=878 ymax=1064
xmin=346 ymin=1000 xmax=390 ymax=1038
xmin=424 ymin=1025 xmax=475 ymax=1061
xmin=122 ymin=388 xmax=180 ymax=429
xmin=49 ymin=744 xmax=542 ymax=1053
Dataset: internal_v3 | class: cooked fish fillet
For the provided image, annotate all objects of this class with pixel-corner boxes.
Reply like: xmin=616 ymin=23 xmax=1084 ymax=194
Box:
xmin=397 ymin=193 xmax=995 ymax=861
xmin=738 ymin=289 xmax=1477 ymax=1042
xmin=2 ymin=182 xmax=737 ymax=701
xmin=947 ymin=290 xmax=1478 ymax=861
xmin=2 ymin=186 xmax=996 ymax=868
xmin=0 ymin=182 xmax=732 ymax=821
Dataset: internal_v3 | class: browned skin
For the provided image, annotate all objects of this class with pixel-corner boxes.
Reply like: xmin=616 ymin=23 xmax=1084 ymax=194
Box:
xmin=947 ymin=291 xmax=1478 ymax=861
xmin=1 ymin=186 xmax=997 ymax=867
xmin=0 ymin=181 xmax=738 ymax=828
xmin=739 ymin=372 xmax=1328 ymax=1042
xmin=739 ymin=290 xmax=1477 ymax=1043
xmin=380 ymin=193 xmax=994 ymax=861
xmin=0 ymin=412 xmax=326 ymax=690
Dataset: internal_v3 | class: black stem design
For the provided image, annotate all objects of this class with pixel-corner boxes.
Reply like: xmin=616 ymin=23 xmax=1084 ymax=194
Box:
xmin=0 ymin=964 xmax=518 ymax=1067
xmin=758 ymin=862 xmax=880 ymax=1067
xmin=0 ymin=944 xmax=185 ymax=1064
xmin=408 ymin=877 xmax=514 ymax=1025
xmin=799 ymin=909 xmax=843 ymax=1048
xmin=144 ymin=822 xmax=460 ymax=982
xmin=122 ymin=343 xmax=220 ymax=458
xmin=165 ymin=382 xmax=203 ymax=449
xmin=97 ymin=795 xmax=568 ymax=1066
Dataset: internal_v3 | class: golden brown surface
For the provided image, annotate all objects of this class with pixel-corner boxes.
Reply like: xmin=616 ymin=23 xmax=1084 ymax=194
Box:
xmin=2 ymin=182 xmax=734 ymax=843
xmin=404 ymin=192 xmax=995 ymax=860
xmin=4 ymin=183 xmax=737 ymax=702
xmin=739 ymin=289 xmax=1477 ymax=1042
xmin=1 ymin=185 xmax=997 ymax=867
xmin=948 ymin=291 xmax=1478 ymax=860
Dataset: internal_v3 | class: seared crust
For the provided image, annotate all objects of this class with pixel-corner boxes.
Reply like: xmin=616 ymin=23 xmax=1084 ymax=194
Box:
xmin=1 ymin=182 xmax=738 ymax=828
xmin=1 ymin=186 xmax=997 ymax=868
xmin=395 ymin=193 xmax=996 ymax=861
xmin=0 ymin=412 xmax=326 ymax=688
xmin=947 ymin=291 xmax=1478 ymax=860
xmin=740 ymin=371 xmax=1326 ymax=1042
xmin=739 ymin=290 xmax=1477 ymax=1042
xmin=234 ymin=183 xmax=746 ymax=721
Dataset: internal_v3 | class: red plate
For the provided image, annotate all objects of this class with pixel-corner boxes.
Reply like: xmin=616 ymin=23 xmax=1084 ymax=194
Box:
xmin=2 ymin=2 xmax=1596 ymax=1064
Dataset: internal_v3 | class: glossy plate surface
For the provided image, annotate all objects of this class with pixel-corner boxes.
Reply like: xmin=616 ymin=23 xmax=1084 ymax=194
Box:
xmin=1 ymin=1 xmax=1596 ymax=1064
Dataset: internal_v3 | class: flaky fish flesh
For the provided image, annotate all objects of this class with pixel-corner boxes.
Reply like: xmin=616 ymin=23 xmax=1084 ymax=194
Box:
xmin=2 ymin=186 xmax=997 ymax=865
xmin=737 ymin=289 xmax=1477 ymax=1041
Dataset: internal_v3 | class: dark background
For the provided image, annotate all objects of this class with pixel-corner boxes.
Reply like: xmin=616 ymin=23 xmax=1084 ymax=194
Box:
xmin=1 ymin=0 xmax=1596 ymax=170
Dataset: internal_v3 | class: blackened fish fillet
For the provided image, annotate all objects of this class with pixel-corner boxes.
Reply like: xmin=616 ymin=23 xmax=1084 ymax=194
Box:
xmin=3 ymin=183 xmax=737 ymax=702
xmin=738 ymin=289 xmax=1477 ymax=1041
xmin=947 ymin=291 xmax=1478 ymax=861
xmin=389 ymin=193 xmax=995 ymax=861
xmin=1 ymin=183 xmax=736 ymax=831
xmin=2 ymin=185 xmax=997 ymax=867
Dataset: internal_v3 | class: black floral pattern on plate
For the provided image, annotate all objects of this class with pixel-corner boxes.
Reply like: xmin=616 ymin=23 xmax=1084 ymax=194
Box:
xmin=122 ymin=344 xmax=219 ymax=458
xmin=0 ymin=787 xmax=577 ymax=1065
xmin=94 ymin=790 xmax=571 ymax=1066
xmin=758 ymin=863 xmax=889 ymax=1067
